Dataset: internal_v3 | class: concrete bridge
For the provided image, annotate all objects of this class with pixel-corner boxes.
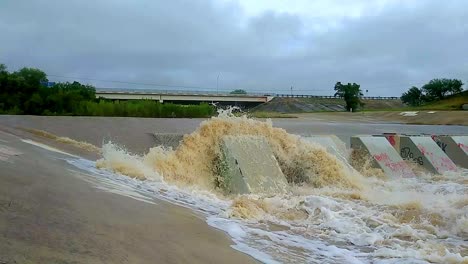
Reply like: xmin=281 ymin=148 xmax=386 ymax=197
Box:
xmin=95 ymin=88 xmax=400 ymax=104
xmin=95 ymin=88 xmax=274 ymax=104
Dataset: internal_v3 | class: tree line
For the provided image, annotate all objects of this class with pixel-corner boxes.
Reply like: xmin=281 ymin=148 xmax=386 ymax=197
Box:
xmin=0 ymin=64 xmax=214 ymax=117
xmin=333 ymin=78 xmax=465 ymax=111
xmin=400 ymin=78 xmax=464 ymax=106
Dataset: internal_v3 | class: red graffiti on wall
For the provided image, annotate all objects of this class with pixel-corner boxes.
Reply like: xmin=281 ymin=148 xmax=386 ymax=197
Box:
xmin=417 ymin=144 xmax=457 ymax=172
xmin=373 ymin=153 xmax=413 ymax=177
xmin=458 ymin=143 xmax=468 ymax=154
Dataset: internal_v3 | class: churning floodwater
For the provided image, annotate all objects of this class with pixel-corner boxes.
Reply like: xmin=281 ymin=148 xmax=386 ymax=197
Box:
xmin=63 ymin=110 xmax=467 ymax=263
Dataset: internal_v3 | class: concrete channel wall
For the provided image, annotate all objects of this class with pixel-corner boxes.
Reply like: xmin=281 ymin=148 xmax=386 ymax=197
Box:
xmin=351 ymin=136 xmax=415 ymax=178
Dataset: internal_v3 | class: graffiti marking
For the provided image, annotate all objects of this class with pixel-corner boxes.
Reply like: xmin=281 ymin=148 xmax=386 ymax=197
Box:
xmin=400 ymin=147 xmax=424 ymax=165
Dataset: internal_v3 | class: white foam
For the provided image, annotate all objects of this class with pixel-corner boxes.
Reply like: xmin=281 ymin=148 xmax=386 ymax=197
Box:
xmin=21 ymin=139 xmax=79 ymax=157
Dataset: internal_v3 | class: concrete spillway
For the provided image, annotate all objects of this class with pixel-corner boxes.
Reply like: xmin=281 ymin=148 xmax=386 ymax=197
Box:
xmin=351 ymin=136 xmax=416 ymax=178
xmin=219 ymin=136 xmax=288 ymax=194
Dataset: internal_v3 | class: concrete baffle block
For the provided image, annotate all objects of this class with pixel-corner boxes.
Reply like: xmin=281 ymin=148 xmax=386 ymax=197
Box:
xmin=351 ymin=136 xmax=415 ymax=178
xmin=151 ymin=133 xmax=184 ymax=149
xmin=219 ymin=136 xmax=288 ymax=194
xmin=431 ymin=135 xmax=468 ymax=169
xmin=304 ymin=135 xmax=350 ymax=168
xmin=397 ymin=136 xmax=458 ymax=174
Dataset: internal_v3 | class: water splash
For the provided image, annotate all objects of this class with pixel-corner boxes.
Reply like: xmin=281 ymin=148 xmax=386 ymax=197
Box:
xmin=98 ymin=109 xmax=362 ymax=191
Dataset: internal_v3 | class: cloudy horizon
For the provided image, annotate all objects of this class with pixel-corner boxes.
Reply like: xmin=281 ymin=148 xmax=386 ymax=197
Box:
xmin=1 ymin=0 xmax=467 ymax=96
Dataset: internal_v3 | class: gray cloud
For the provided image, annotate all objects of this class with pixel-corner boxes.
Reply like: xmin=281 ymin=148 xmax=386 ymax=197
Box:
xmin=0 ymin=0 xmax=467 ymax=96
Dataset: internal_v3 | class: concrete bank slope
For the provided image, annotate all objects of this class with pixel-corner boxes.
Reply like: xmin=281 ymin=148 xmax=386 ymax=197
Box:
xmin=0 ymin=130 xmax=257 ymax=264
xmin=252 ymin=97 xmax=404 ymax=113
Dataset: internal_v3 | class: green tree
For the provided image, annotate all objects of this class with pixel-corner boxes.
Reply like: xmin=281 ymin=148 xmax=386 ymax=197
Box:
xmin=421 ymin=78 xmax=463 ymax=101
xmin=43 ymin=81 xmax=96 ymax=113
xmin=24 ymin=93 xmax=44 ymax=114
xmin=9 ymin=67 xmax=48 ymax=113
xmin=334 ymin=82 xmax=363 ymax=111
xmin=230 ymin=89 xmax=247 ymax=94
xmin=15 ymin=67 xmax=48 ymax=92
xmin=401 ymin=86 xmax=424 ymax=106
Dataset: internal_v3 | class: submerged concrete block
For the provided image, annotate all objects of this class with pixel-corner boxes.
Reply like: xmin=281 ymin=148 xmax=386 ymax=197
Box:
xmin=151 ymin=133 xmax=184 ymax=149
xmin=351 ymin=136 xmax=415 ymax=178
xmin=304 ymin=135 xmax=350 ymax=167
xmin=219 ymin=136 xmax=288 ymax=194
xmin=397 ymin=136 xmax=458 ymax=174
xmin=431 ymin=135 xmax=468 ymax=169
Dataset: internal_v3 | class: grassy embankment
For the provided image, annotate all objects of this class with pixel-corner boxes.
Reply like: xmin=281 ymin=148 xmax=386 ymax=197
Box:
xmin=361 ymin=92 xmax=467 ymax=112
xmin=413 ymin=92 xmax=467 ymax=110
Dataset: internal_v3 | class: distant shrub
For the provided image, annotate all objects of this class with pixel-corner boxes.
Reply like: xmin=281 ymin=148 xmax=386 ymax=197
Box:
xmin=75 ymin=100 xmax=214 ymax=118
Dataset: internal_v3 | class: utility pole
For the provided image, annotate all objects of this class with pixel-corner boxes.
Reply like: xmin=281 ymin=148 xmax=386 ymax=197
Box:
xmin=290 ymin=86 xmax=293 ymax=96
xmin=217 ymin=74 xmax=220 ymax=94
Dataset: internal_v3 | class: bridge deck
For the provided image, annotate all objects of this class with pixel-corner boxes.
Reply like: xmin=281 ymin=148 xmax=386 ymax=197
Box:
xmin=95 ymin=88 xmax=399 ymax=103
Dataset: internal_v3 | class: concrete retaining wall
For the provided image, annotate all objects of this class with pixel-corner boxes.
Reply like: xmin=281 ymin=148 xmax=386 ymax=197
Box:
xmin=432 ymin=135 xmax=468 ymax=168
xmin=219 ymin=136 xmax=288 ymax=194
xmin=351 ymin=136 xmax=415 ymax=178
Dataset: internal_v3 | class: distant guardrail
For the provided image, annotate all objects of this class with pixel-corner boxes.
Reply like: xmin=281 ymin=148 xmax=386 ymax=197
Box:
xmin=276 ymin=94 xmax=400 ymax=100
xmin=96 ymin=88 xmax=400 ymax=100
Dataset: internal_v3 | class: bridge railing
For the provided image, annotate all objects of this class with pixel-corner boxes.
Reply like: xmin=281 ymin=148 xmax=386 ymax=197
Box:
xmin=96 ymin=88 xmax=273 ymax=97
xmin=276 ymin=94 xmax=399 ymax=100
xmin=96 ymin=88 xmax=399 ymax=100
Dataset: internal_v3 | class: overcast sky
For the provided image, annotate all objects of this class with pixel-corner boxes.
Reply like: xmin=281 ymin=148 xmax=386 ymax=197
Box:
xmin=1 ymin=0 xmax=467 ymax=96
